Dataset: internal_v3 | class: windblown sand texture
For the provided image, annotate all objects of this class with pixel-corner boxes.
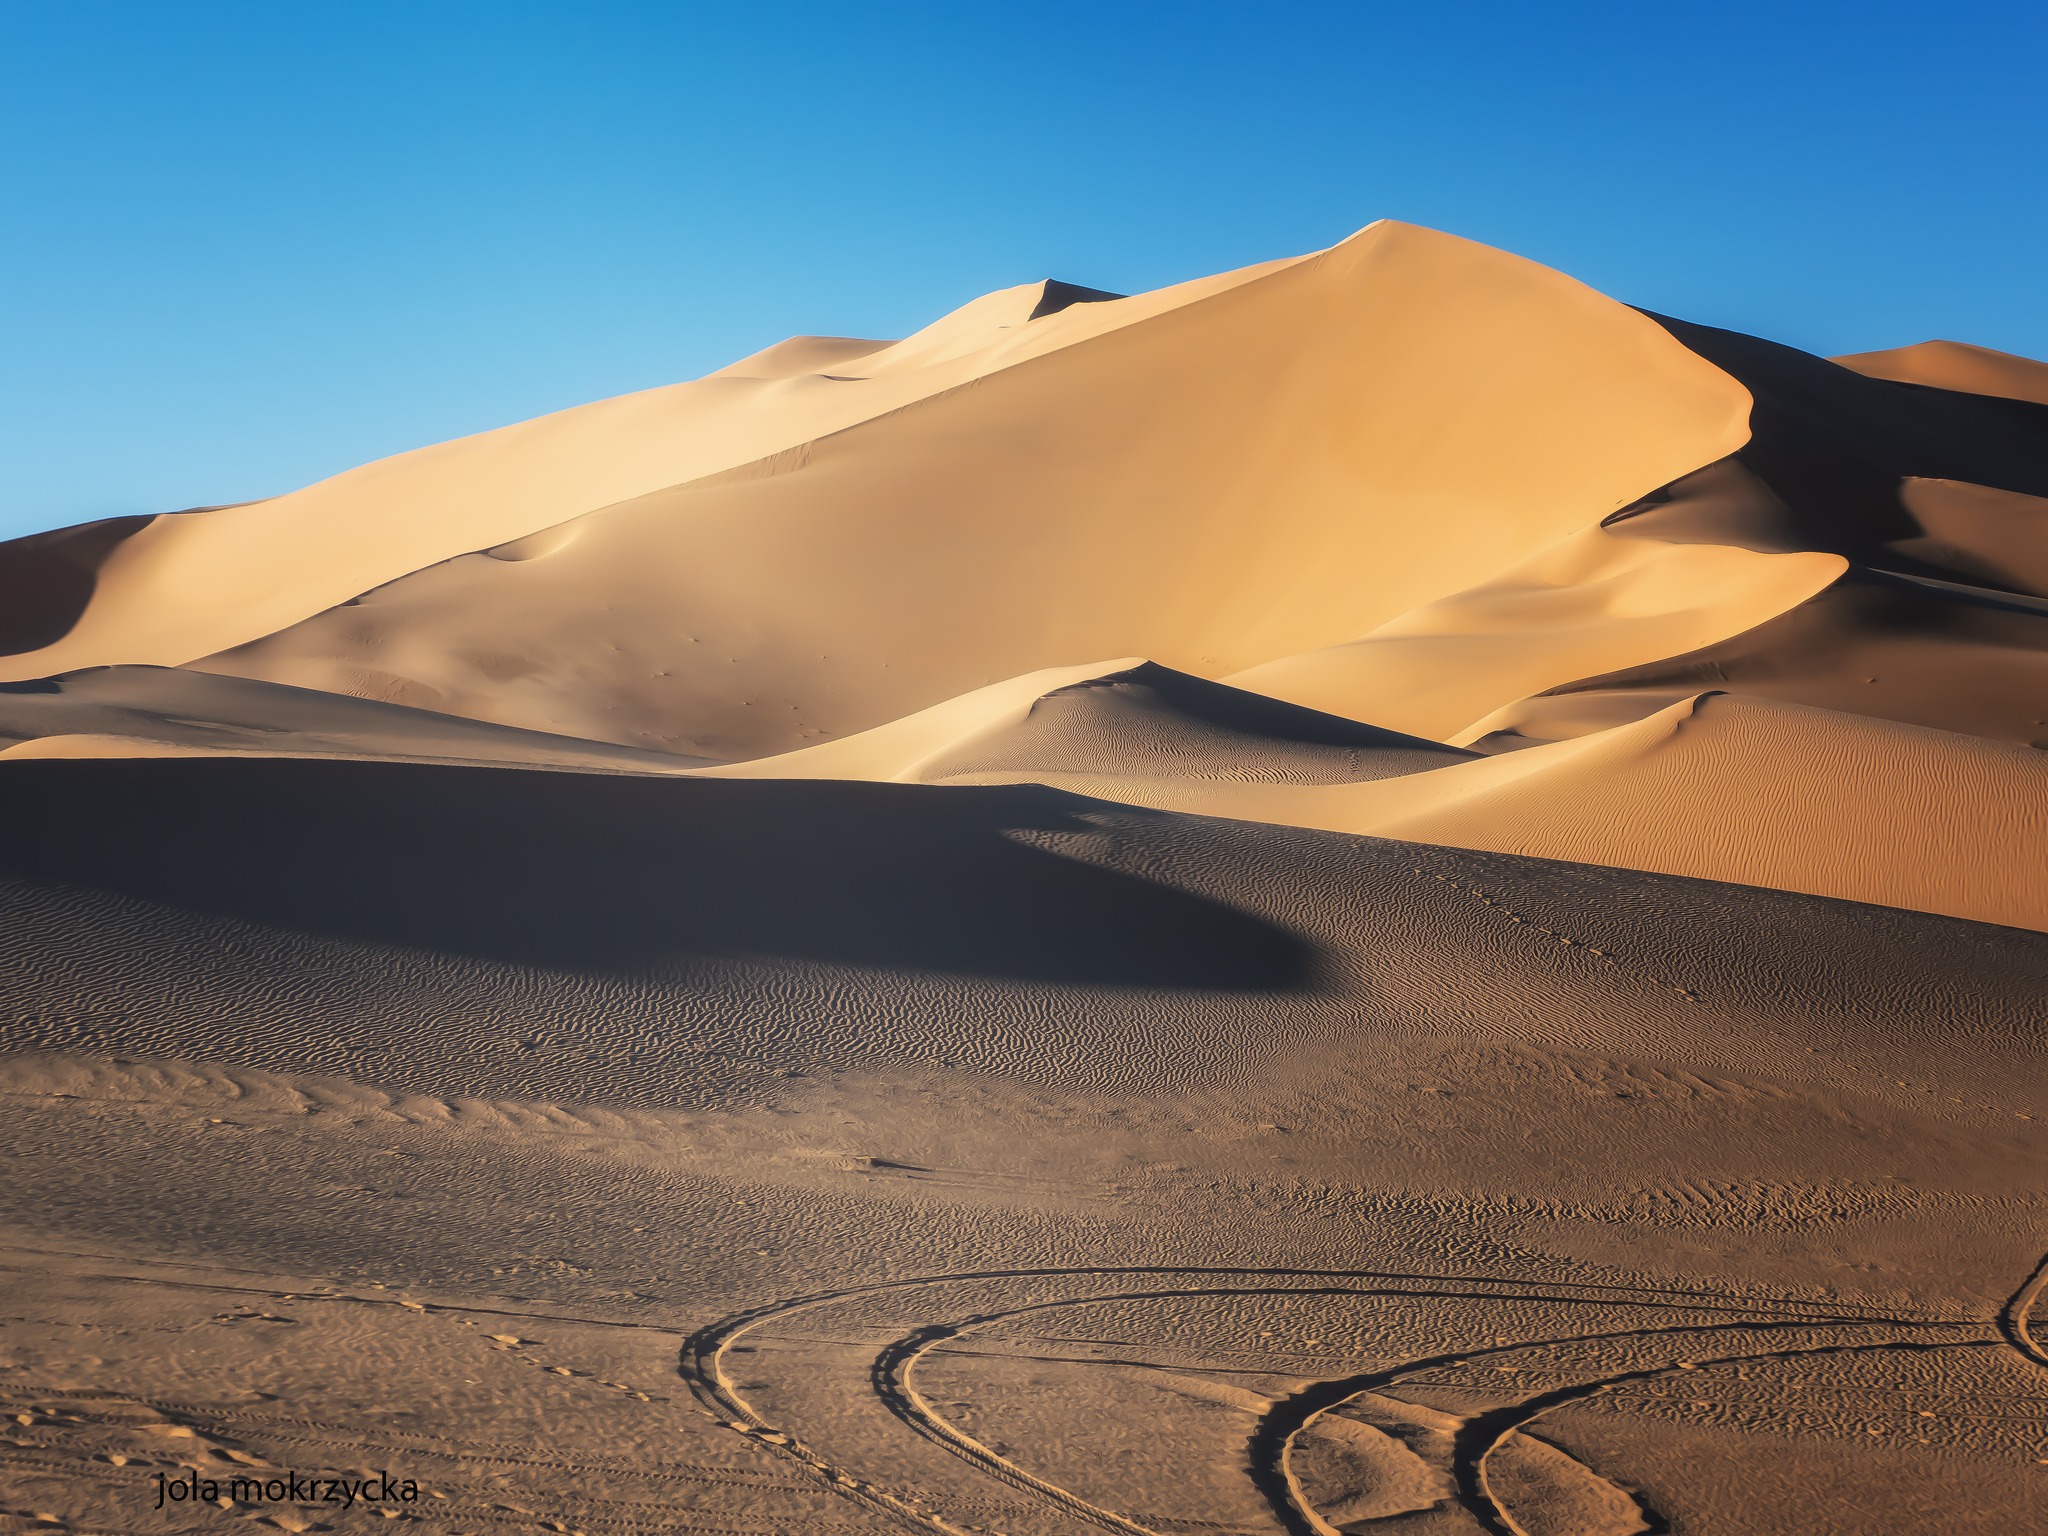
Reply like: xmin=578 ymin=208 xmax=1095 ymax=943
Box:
xmin=2 ymin=222 xmax=2043 ymax=1536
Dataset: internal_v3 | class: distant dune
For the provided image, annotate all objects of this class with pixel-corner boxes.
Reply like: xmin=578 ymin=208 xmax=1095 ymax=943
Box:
xmin=3 ymin=222 xmax=2044 ymax=1536
xmin=1835 ymin=338 xmax=2048 ymax=409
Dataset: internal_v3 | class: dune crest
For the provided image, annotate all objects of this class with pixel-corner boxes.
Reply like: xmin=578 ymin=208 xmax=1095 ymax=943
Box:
xmin=709 ymin=658 xmax=1474 ymax=786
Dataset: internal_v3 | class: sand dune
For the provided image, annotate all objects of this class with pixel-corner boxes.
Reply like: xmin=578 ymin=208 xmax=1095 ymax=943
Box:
xmin=1263 ymin=692 xmax=2048 ymax=934
xmin=707 ymin=658 xmax=1474 ymax=785
xmin=4 ymin=223 xmax=2046 ymax=1535
xmin=109 ymin=226 xmax=2048 ymax=773
xmin=29 ymin=652 xmax=2037 ymax=931
xmin=1894 ymin=476 xmax=2048 ymax=597
xmin=3 ymin=222 xmax=2039 ymax=924
xmin=181 ymin=222 xmax=1751 ymax=755
xmin=1525 ymin=567 xmax=2048 ymax=749
xmin=1836 ymin=339 xmax=2048 ymax=408
xmin=0 ymin=266 xmax=1286 ymax=680
xmin=724 ymin=672 xmax=2048 ymax=932
xmin=1225 ymin=511 xmax=1844 ymax=741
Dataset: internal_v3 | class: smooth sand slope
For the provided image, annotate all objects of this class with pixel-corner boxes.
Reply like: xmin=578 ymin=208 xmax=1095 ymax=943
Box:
xmin=0 ymin=266 xmax=1276 ymax=679
xmin=2 ymin=223 xmax=2045 ymax=1534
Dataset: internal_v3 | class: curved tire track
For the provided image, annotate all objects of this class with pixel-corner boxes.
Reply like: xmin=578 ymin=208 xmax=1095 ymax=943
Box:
xmin=1454 ymin=1337 xmax=1991 ymax=1536
xmin=1249 ymin=1317 xmax=1900 ymax=1536
xmin=679 ymin=1264 xmax=1925 ymax=1533
xmin=1998 ymin=1247 xmax=2048 ymax=1370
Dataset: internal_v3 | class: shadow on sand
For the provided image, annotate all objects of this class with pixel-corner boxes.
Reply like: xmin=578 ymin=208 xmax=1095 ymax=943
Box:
xmin=0 ymin=757 xmax=1312 ymax=992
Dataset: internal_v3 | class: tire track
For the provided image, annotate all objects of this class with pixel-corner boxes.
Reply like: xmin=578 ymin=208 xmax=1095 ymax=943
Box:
xmin=1249 ymin=1319 xmax=1990 ymax=1535
xmin=871 ymin=1288 xmax=1914 ymax=1536
xmin=1998 ymin=1246 xmax=2048 ymax=1370
xmin=1454 ymin=1337 xmax=1994 ymax=1536
xmin=874 ymin=1314 xmax=1162 ymax=1535
xmin=1255 ymin=1319 xmax=1873 ymax=1535
xmin=680 ymin=1264 xmax=1912 ymax=1534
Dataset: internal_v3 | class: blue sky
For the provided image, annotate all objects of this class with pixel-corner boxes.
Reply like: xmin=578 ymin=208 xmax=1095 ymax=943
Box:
xmin=4 ymin=0 xmax=2044 ymax=537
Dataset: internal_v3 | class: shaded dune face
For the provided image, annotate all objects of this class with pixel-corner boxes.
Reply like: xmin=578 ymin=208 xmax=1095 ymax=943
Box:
xmin=0 ymin=757 xmax=1309 ymax=993
xmin=1027 ymin=278 xmax=1124 ymax=319
xmin=1643 ymin=311 xmax=2048 ymax=580
xmin=0 ymin=515 xmax=153 ymax=655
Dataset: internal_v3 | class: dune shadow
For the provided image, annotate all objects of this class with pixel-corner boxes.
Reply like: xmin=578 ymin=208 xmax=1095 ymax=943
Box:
xmin=0 ymin=516 xmax=154 ymax=656
xmin=1028 ymin=279 xmax=1124 ymax=320
xmin=0 ymin=758 xmax=1311 ymax=992
xmin=1642 ymin=312 xmax=2048 ymax=568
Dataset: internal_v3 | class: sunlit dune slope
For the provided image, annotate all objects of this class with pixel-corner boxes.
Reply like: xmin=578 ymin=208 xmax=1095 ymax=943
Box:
xmin=1835 ymin=339 xmax=2048 ymax=409
xmin=1346 ymin=692 xmax=2048 ymax=933
xmin=1224 ymin=692 xmax=2048 ymax=935
xmin=1387 ymin=320 xmax=2048 ymax=748
xmin=1224 ymin=480 xmax=1845 ymax=741
xmin=182 ymin=222 xmax=1752 ymax=756
xmin=0 ymin=265 xmax=1284 ymax=679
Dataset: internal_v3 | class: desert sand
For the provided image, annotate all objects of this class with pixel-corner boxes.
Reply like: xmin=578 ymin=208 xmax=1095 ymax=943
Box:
xmin=1 ymin=221 xmax=2043 ymax=1536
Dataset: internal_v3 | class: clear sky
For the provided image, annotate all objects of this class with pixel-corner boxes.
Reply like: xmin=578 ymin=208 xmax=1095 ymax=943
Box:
xmin=4 ymin=0 xmax=2044 ymax=538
